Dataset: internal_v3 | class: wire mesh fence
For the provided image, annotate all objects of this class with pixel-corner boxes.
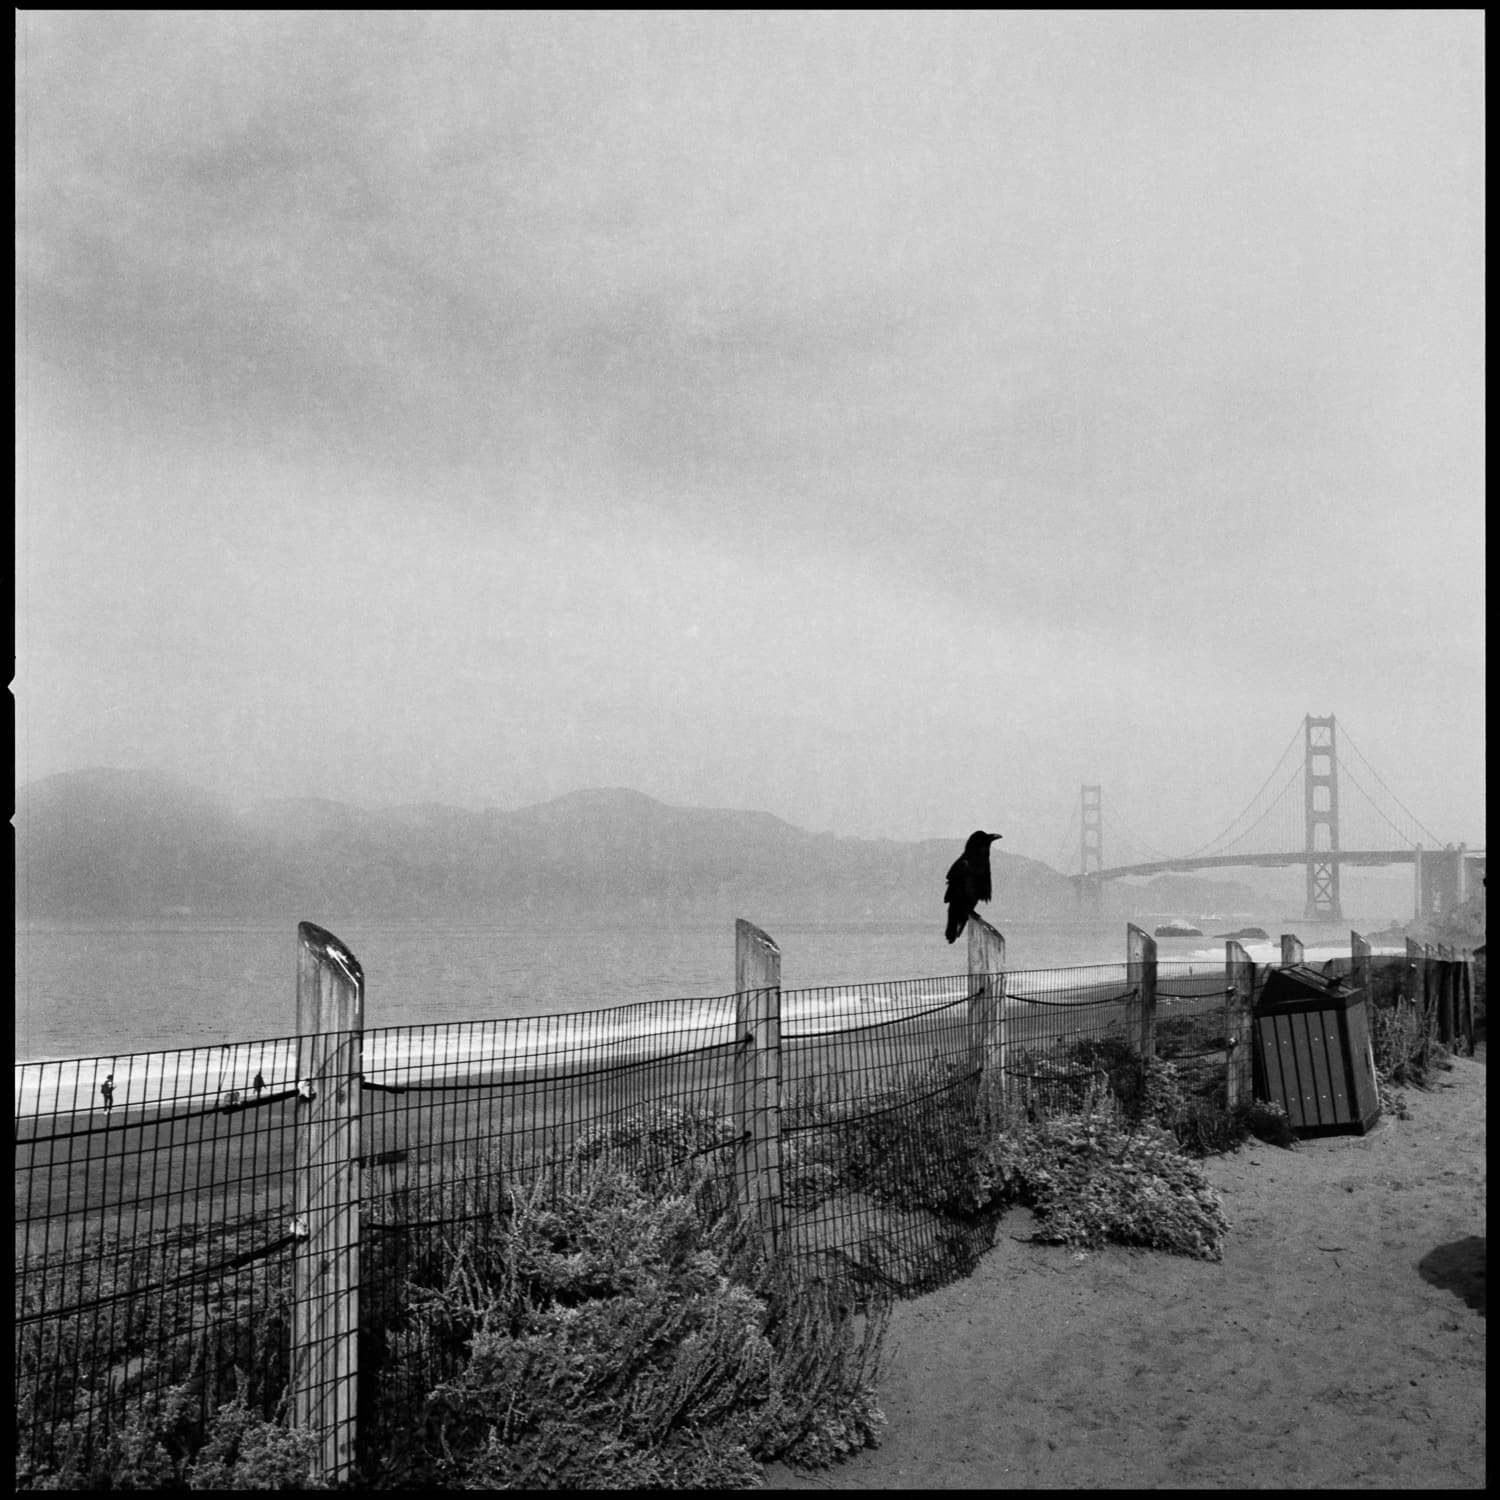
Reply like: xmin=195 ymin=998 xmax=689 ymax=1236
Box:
xmin=12 ymin=963 xmax=1123 ymax=1476
xmin=778 ymin=974 xmax=985 ymax=1295
xmin=15 ymin=1038 xmax=304 ymax=1483
xmin=14 ymin=938 xmax=1476 ymax=1483
xmin=1003 ymin=962 xmax=1140 ymax=1120
xmin=355 ymin=992 xmax=749 ymax=1432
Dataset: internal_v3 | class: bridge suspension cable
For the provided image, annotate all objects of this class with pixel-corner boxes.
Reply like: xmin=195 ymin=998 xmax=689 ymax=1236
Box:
xmin=1181 ymin=720 xmax=1305 ymax=859
xmin=1106 ymin=806 xmax=1176 ymax=866
xmin=1335 ymin=723 xmax=1446 ymax=848
xmin=1201 ymin=762 xmax=1305 ymax=857
xmin=1335 ymin=756 xmax=1420 ymax=848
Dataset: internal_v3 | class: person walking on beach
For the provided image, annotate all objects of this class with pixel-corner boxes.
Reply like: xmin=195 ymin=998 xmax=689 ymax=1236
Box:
xmin=100 ymin=1074 xmax=115 ymax=1113
xmin=944 ymin=829 xmax=1003 ymax=943
xmin=253 ymin=1071 xmax=265 ymax=1098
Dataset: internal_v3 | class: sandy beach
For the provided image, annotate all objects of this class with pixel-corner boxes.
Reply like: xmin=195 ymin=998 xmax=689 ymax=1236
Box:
xmin=767 ymin=1051 xmax=1486 ymax=1490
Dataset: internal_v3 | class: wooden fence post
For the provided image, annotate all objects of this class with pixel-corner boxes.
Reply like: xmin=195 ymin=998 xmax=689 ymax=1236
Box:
xmin=1405 ymin=936 xmax=1436 ymax=1071
xmin=1448 ymin=948 xmax=1459 ymax=1046
xmin=1404 ymin=937 xmax=1426 ymax=1014
xmin=1459 ymin=950 xmax=1475 ymax=1053
xmin=1398 ymin=936 xmax=1422 ymax=1008
xmin=967 ymin=914 xmax=1006 ymax=1122
xmin=1466 ymin=950 xmax=1478 ymax=1053
xmin=1126 ymin=924 xmax=1158 ymax=1059
xmin=1280 ymin=933 xmax=1303 ymax=968
xmin=292 ymin=921 xmax=363 ymax=1487
xmin=1349 ymin=928 xmax=1381 ymax=1097
xmin=1225 ymin=940 xmax=1256 ymax=1110
xmin=734 ymin=920 xmax=782 ymax=1251
xmin=1436 ymin=945 xmax=1456 ymax=1047
xmin=1350 ymin=930 xmax=1372 ymax=1003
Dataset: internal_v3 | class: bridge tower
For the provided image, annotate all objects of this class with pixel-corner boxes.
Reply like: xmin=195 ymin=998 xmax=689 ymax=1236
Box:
xmin=1415 ymin=843 xmax=1470 ymax=920
xmin=1079 ymin=784 xmax=1103 ymax=913
xmin=1303 ymin=715 xmax=1342 ymax=921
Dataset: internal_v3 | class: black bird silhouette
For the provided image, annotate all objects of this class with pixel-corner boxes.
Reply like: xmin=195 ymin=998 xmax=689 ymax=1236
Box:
xmin=944 ymin=830 xmax=1003 ymax=943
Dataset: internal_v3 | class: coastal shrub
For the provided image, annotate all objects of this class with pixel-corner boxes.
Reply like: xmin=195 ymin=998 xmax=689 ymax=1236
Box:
xmin=16 ymin=1220 xmax=295 ymax=1489
xmin=1236 ymin=1097 xmax=1296 ymax=1149
xmin=1048 ymin=1035 xmax=1254 ymax=1156
xmin=1152 ymin=1013 xmax=1226 ymax=1059
xmin=1139 ymin=1056 xmax=1194 ymax=1128
xmin=778 ymin=1079 xmax=855 ymax=1213
xmin=1008 ymin=1042 xmax=1107 ymax=1121
xmin=781 ymin=1056 xmax=979 ymax=1217
xmin=1068 ymin=1035 xmax=1146 ymax=1115
xmin=1154 ymin=1072 xmax=1296 ymax=1157
xmin=1169 ymin=1095 xmax=1246 ymax=1156
xmin=1014 ymin=1109 xmax=1230 ymax=1260
xmin=926 ymin=1067 xmax=1228 ymax=1260
xmin=778 ymin=1135 xmax=842 ymax=1213
xmin=22 ymin=1383 xmax=320 ymax=1491
xmin=571 ymin=1102 xmax=741 ymax=1188
xmin=374 ymin=1156 xmax=887 ymax=1488
xmin=184 ymin=1396 xmax=321 ymax=1489
xmin=1372 ymin=994 xmax=1442 ymax=1088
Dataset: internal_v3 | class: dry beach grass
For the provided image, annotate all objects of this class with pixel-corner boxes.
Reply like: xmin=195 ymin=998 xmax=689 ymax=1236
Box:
xmin=767 ymin=1051 xmax=1485 ymax=1490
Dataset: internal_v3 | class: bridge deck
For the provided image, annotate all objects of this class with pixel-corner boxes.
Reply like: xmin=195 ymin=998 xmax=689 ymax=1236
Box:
xmin=1075 ymin=849 xmax=1484 ymax=882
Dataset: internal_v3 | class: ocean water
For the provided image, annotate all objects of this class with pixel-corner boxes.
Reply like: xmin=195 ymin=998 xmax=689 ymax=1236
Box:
xmin=13 ymin=909 xmax=1395 ymax=1062
xmin=10 ymin=913 xmax=1107 ymax=1059
xmin=13 ymin=911 xmax=1403 ymax=1119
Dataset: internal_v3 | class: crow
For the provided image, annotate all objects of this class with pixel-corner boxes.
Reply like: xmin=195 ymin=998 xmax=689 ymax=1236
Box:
xmin=944 ymin=830 xmax=1003 ymax=943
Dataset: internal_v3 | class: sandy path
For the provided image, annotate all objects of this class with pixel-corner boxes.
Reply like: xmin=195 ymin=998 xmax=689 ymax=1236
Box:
xmin=767 ymin=1054 xmax=1485 ymax=1490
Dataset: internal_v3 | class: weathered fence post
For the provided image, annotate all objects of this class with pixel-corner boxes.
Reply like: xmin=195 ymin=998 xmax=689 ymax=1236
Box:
xmin=1350 ymin=930 xmax=1372 ymax=1003
xmin=1436 ymin=945 xmax=1456 ymax=1047
xmin=1405 ymin=937 xmax=1428 ymax=1020
xmin=967 ymin=914 xmax=1006 ymax=1121
xmin=734 ymin=920 xmax=782 ymax=1251
xmin=1225 ymin=940 xmax=1256 ymax=1110
xmin=1459 ymin=949 xmax=1476 ymax=1053
xmin=1349 ymin=928 xmax=1381 ymax=1099
xmin=1280 ymin=933 xmax=1304 ymax=968
xmin=1447 ymin=947 xmax=1460 ymax=1046
xmin=1126 ymin=923 xmax=1158 ymax=1060
xmin=292 ymin=922 xmax=363 ymax=1487
xmin=1445 ymin=951 xmax=1458 ymax=1050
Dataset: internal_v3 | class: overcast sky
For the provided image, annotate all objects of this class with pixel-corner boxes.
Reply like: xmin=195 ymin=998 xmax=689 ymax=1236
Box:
xmin=15 ymin=11 xmax=1485 ymax=865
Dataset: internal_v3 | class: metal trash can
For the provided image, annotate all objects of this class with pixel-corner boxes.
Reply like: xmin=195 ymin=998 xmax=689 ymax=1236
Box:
xmin=1254 ymin=964 xmax=1381 ymax=1136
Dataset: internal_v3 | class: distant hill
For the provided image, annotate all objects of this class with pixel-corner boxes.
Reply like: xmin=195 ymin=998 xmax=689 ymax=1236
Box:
xmin=13 ymin=769 xmax=1264 ymax=925
xmin=14 ymin=770 xmax=1074 ymax=922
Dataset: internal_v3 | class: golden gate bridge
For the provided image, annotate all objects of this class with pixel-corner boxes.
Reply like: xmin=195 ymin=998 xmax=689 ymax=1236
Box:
xmin=1060 ymin=715 xmax=1485 ymax=921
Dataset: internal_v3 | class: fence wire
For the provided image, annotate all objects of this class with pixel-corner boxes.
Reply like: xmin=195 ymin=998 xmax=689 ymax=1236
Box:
xmin=778 ymin=975 xmax=984 ymax=1296
xmin=15 ymin=1037 xmax=304 ymax=1482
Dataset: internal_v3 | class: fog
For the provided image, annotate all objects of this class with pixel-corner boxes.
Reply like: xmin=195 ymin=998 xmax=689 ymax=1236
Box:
xmin=16 ymin=12 xmax=1485 ymax=863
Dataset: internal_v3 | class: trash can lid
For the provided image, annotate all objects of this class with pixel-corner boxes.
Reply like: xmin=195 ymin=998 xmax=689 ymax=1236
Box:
xmin=1259 ymin=963 xmax=1364 ymax=1010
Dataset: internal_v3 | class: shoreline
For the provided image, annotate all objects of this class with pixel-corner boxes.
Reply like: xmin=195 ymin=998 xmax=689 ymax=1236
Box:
xmin=11 ymin=948 xmax=1428 ymax=1116
xmin=15 ymin=913 xmax=1433 ymax=1071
